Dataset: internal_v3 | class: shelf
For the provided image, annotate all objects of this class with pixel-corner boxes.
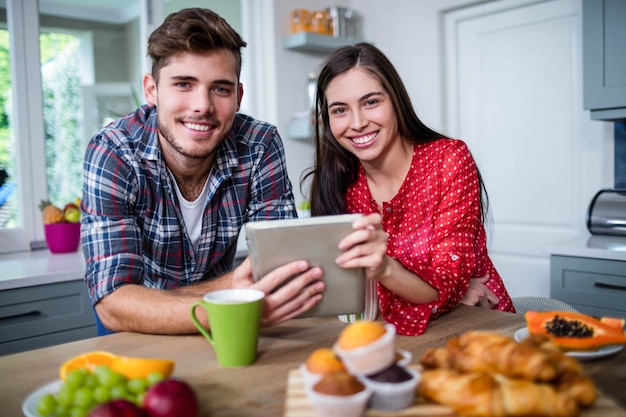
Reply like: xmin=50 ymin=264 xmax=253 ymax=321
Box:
xmin=283 ymin=32 xmax=361 ymax=54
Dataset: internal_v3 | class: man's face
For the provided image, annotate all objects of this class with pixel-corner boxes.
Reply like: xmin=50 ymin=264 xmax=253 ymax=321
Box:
xmin=143 ymin=49 xmax=243 ymax=161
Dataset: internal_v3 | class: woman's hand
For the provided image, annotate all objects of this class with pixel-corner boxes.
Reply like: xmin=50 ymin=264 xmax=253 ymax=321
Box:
xmin=335 ymin=213 xmax=390 ymax=281
xmin=460 ymin=275 xmax=499 ymax=308
xmin=231 ymin=257 xmax=325 ymax=327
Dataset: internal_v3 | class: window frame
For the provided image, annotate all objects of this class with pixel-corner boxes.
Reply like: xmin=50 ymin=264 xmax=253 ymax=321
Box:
xmin=1 ymin=0 xmax=47 ymax=253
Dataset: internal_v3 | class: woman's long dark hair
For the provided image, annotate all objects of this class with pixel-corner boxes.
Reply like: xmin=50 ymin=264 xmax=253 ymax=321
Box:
xmin=300 ymin=42 xmax=489 ymax=219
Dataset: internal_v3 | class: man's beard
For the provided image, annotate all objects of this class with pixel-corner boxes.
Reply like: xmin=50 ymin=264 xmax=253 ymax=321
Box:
xmin=158 ymin=118 xmax=216 ymax=160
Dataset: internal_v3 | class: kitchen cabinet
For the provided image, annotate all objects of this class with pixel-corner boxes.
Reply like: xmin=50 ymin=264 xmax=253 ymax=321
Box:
xmin=550 ymin=255 xmax=626 ymax=319
xmin=582 ymin=0 xmax=626 ymax=121
xmin=0 ymin=280 xmax=96 ymax=355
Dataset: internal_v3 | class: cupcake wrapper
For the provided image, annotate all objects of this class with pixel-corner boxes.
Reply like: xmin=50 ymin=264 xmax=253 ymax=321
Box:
xmin=305 ymin=384 xmax=372 ymax=417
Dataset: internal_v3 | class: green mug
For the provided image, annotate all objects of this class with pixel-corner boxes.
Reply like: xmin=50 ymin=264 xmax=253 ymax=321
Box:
xmin=190 ymin=288 xmax=265 ymax=367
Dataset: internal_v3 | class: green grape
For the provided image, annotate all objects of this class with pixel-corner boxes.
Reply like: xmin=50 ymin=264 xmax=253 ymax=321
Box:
xmin=56 ymin=384 xmax=76 ymax=407
xmin=54 ymin=403 xmax=71 ymax=417
xmin=95 ymin=366 xmax=126 ymax=388
xmin=93 ymin=385 xmax=111 ymax=403
xmin=35 ymin=393 xmax=57 ymax=416
xmin=69 ymin=406 xmax=89 ymax=417
xmin=83 ymin=373 xmax=99 ymax=388
xmin=110 ymin=384 xmax=129 ymax=399
xmin=65 ymin=369 xmax=88 ymax=389
xmin=92 ymin=364 xmax=110 ymax=378
xmin=127 ymin=377 xmax=149 ymax=394
xmin=147 ymin=371 xmax=164 ymax=386
xmin=72 ymin=386 xmax=94 ymax=409
xmin=135 ymin=392 xmax=145 ymax=405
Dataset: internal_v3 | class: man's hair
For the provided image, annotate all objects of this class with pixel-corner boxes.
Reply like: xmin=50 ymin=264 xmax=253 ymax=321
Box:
xmin=147 ymin=8 xmax=247 ymax=84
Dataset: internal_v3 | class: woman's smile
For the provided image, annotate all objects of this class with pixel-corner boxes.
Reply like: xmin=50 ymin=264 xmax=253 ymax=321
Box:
xmin=349 ymin=131 xmax=379 ymax=146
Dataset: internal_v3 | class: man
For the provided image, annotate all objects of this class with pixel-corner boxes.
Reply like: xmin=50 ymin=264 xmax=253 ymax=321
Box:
xmin=81 ymin=8 xmax=324 ymax=335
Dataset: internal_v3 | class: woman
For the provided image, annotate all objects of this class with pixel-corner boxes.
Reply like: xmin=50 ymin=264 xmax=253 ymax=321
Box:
xmin=302 ymin=43 xmax=514 ymax=336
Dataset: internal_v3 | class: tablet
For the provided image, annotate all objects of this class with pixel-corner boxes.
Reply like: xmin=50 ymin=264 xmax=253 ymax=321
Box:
xmin=244 ymin=214 xmax=366 ymax=318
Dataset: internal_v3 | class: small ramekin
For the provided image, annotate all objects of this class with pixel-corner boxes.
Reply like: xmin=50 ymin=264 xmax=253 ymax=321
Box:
xmin=359 ymin=366 xmax=420 ymax=411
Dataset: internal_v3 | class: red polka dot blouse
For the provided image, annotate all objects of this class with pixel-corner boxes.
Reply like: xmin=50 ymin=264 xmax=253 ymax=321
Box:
xmin=345 ymin=139 xmax=515 ymax=336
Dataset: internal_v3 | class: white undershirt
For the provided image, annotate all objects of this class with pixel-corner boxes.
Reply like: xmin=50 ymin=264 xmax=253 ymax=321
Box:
xmin=169 ymin=171 xmax=210 ymax=253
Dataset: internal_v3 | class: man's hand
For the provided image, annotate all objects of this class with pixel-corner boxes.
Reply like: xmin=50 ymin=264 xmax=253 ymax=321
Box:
xmin=231 ymin=258 xmax=325 ymax=327
xmin=460 ymin=275 xmax=499 ymax=309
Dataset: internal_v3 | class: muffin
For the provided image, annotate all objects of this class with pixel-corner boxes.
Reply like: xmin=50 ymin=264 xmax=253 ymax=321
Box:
xmin=300 ymin=348 xmax=346 ymax=386
xmin=305 ymin=372 xmax=372 ymax=417
xmin=360 ymin=364 xmax=420 ymax=411
xmin=334 ymin=322 xmax=396 ymax=375
xmin=336 ymin=321 xmax=387 ymax=349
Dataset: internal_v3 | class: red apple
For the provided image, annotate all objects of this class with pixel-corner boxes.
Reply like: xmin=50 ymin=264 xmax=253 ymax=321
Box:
xmin=143 ymin=379 xmax=198 ymax=417
xmin=88 ymin=399 xmax=146 ymax=417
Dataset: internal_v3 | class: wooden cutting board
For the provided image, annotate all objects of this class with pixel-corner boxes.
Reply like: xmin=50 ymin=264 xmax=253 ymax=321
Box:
xmin=283 ymin=366 xmax=626 ymax=417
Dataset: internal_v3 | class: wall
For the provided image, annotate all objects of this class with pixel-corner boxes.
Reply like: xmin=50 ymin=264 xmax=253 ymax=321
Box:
xmin=272 ymin=0 xmax=352 ymax=208
xmin=270 ymin=0 xmax=615 ymax=204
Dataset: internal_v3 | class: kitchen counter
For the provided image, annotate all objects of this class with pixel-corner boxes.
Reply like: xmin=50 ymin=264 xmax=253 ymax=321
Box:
xmin=547 ymin=235 xmax=626 ymax=261
xmin=0 ymin=248 xmax=249 ymax=291
xmin=0 ymin=249 xmax=85 ymax=291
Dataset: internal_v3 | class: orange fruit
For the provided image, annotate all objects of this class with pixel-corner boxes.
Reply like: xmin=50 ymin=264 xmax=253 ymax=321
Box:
xmin=337 ymin=321 xmax=387 ymax=350
xmin=59 ymin=351 xmax=175 ymax=380
xmin=59 ymin=351 xmax=117 ymax=380
xmin=110 ymin=356 xmax=175 ymax=379
xmin=305 ymin=348 xmax=346 ymax=375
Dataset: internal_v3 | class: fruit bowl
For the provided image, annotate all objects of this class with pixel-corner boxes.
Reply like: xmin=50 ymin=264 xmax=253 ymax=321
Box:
xmin=44 ymin=222 xmax=81 ymax=253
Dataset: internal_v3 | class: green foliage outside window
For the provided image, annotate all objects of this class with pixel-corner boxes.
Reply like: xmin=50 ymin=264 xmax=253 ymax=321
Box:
xmin=0 ymin=30 xmax=83 ymax=227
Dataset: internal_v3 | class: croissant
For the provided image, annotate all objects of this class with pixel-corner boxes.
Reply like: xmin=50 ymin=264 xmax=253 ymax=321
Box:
xmin=418 ymin=368 xmax=578 ymax=417
xmin=421 ymin=331 xmax=560 ymax=381
xmin=519 ymin=332 xmax=597 ymax=407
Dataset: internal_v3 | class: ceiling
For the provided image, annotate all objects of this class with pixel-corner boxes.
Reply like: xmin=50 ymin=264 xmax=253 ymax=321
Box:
xmin=39 ymin=0 xmax=141 ymax=24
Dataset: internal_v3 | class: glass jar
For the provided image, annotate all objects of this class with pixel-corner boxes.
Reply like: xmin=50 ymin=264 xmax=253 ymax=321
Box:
xmin=310 ymin=10 xmax=331 ymax=35
xmin=290 ymin=9 xmax=310 ymax=34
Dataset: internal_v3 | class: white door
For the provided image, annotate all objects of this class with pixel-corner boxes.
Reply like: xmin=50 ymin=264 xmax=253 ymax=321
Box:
xmin=444 ymin=0 xmax=605 ymax=297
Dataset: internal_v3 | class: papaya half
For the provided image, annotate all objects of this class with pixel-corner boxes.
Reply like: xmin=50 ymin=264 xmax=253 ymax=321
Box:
xmin=525 ymin=311 xmax=626 ymax=351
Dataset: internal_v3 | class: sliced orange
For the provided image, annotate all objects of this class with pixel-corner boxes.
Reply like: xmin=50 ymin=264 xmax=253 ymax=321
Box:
xmin=110 ymin=356 xmax=175 ymax=379
xmin=59 ymin=351 xmax=175 ymax=380
xmin=59 ymin=351 xmax=117 ymax=380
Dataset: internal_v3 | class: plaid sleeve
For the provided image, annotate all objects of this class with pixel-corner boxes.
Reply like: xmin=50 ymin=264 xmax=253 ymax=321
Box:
xmin=81 ymin=131 xmax=145 ymax=305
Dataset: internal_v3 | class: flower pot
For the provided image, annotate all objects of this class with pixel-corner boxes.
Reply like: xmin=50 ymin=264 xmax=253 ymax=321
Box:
xmin=44 ymin=222 xmax=81 ymax=253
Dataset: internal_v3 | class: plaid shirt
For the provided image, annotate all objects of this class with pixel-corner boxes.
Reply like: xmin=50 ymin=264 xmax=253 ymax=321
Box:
xmin=82 ymin=104 xmax=296 ymax=305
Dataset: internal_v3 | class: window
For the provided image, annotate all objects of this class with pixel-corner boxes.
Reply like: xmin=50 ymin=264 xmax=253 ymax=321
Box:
xmin=0 ymin=0 xmax=245 ymax=255
xmin=0 ymin=0 xmax=141 ymax=253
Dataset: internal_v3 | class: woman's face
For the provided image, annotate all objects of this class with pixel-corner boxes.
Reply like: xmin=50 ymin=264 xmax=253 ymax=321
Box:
xmin=325 ymin=67 xmax=399 ymax=164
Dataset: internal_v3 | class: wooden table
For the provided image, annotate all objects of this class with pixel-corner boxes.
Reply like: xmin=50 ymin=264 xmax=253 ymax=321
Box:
xmin=1 ymin=305 xmax=625 ymax=416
